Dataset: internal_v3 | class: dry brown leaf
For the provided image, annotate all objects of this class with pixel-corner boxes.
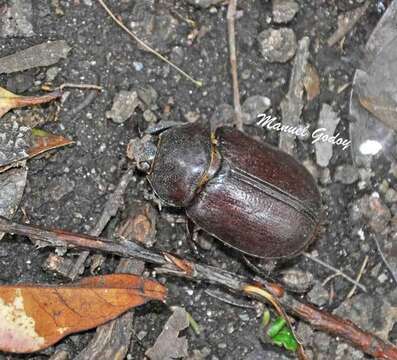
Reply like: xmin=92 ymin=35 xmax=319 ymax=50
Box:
xmin=0 ymin=87 xmax=61 ymax=118
xmin=28 ymin=128 xmax=74 ymax=159
xmin=0 ymin=274 xmax=167 ymax=353
xmin=303 ymin=64 xmax=320 ymax=102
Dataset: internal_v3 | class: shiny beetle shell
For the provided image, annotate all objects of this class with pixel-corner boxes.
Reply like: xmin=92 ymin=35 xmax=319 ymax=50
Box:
xmin=148 ymin=122 xmax=322 ymax=259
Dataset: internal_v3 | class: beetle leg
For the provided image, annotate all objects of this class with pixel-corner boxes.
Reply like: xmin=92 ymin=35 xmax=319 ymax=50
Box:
xmin=242 ymin=255 xmax=278 ymax=282
xmin=186 ymin=218 xmax=205 ymax=260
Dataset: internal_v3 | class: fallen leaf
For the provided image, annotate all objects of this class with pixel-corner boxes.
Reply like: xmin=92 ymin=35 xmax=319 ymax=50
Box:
xmin=145 ymin=306 xmax=189 ymax=360
xmin=0 ymin=129 xmax=73 ymax=173
xmin=0 ymin=274 xmax=167 ymax=353
xmin=303 ymin=64 xmax=320 ymax=102
xmin=28 ymin=128 xmax=74 ymax=159
xmin=0 ymin=87 xmax=61 ymax=118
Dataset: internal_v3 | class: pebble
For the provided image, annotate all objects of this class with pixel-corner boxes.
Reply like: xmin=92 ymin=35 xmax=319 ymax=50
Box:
xmin=137 ymin=85 xmax=158 ymax=108
xmin=106 ymin=90 xmax=141 ymax=124
xmin=133 ymin=61 xmax=144 ymax=72
xmin=1 ymin=0 xmax=34 ymax=38
xmin=307 ymin=282 xmax=329 ymax=307
xmin=354 ymin=194 xmax=391 ymax=233
xmin=257 ymin=28 xmax=297 ymax=63
xmin=143 ymin=109 xmax=157 ymax=123
xmin=210 ymin=103 xmax=235 ymax=129
xmin=385 ymin=188 xmax=397 ymax=203
xmin=272 ymin=0 xmax=299 ymax=23
xmin=314 ymin=104 xmax=341 ymax=167
xmin=281 ymin=269 xmax=314 ymax=293
xmin=334 ymin=164 xmax=359 ymax=184
xmin=6 ymin=73 xmax=34 ymax=93
xmin=241 ymin=95 xmax=271 ymax=125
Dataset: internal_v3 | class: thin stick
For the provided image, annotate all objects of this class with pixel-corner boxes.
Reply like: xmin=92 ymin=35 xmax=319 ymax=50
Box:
xmin=227 ymin=0 xmax=243 ymax=130
xmin=96 ymin=0 xmax=202 ymax=87
xmin=373 ymin=235 xmax=397 ymax=286
xmin=59 ymin=83 xmax=103 ymax=92
xmin=303 ymin=252 xmax=367 ymax=292
xmin=347 ymin=255 xmax=369 ymax=299
xmin=1 ymin=217 xmax=396 ymax=359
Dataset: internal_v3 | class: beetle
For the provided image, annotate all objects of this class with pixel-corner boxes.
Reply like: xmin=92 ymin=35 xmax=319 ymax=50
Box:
xmin=147 ymin=121 xmax=322 ymax=259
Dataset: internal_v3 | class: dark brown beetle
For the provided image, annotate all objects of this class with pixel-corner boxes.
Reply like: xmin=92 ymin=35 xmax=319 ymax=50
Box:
xmin=148 ymin=122 xmax=321 ymax=259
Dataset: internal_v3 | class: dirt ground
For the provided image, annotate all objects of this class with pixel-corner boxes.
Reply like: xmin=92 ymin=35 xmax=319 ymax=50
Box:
xmin=1 ymin=0 xmax=396 ymax=359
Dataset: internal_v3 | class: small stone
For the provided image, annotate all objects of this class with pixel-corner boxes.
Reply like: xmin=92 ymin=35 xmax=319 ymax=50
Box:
xmin=238 ymin=312 xmax=250 ymax=321
xmin=272 ymin=0 xmax=299 ymax=24
xmin=133 ymin=61 xmax=144 ymax=72
xmin=106 ymin=90 xmax=141 ymax=124
xmin=257 ymin=28 xmax=297 ymax=63
xmin=281 ymin=269 xmax=314 ymax=293
xmin=241 ymin=68 xmax=251 ymax=80
xmin=170 ymin=46 xmax=184 ymax=66
xmin=241 ymin=95 xmax=271 ymax=125
xmin=378 ymin=273 xmax=388 ymax=283
xmin=1 ymin=0 xmax=34 ymax=38
xmin=334 ymin=164 xmax=359 ymax=184
xmin=6 ymin=73 xmax=34 ymax=93
xmin=210 ymin=103 xmax=235 ymax=129
xmin=307 ymin=282 xmax=329 ymax=307
xmin=315 ymin=104 xmax=340 ymax=167
xmin=385 ymin=188 xmax=397 ymax=203
xmin=46 ymin=67 xmax=61 ymax=82
xmin=143 ymin=109 xmax=157 ymax=123
xmin=197 ymin=233 xmax=214 ymax=251
xmin=137 ymin=330 xmax=147 ymax=340
xmin=137 ymin=85 xmax=158 ymax=108
xmin=354 ymin=194 xmax=391 ymax=233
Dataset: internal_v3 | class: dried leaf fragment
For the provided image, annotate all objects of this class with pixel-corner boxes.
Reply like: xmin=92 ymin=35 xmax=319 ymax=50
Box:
xmin=28 ymin=128 xmax=74 ymax=159
xmin=0 ymin=274 xmax=167 ymax=353
xmin=303 ymin=64 xmax=320 ymax=102
xmin=0 ymin=87 xmax=61 ymax=118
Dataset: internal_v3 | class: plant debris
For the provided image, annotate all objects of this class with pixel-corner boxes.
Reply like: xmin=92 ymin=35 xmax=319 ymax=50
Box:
xmin=0 ymin=86 xmax=61 ymax=118
xmin=0 ymin=41 xmax=71 ymax=74
xmin=145 ymin=306 xmax=190 ymax=360
xmin=0 ymin=274 xmax=167 ymax=353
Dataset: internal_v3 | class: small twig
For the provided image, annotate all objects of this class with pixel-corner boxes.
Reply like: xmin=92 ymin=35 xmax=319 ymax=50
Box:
xmin=303 ymin=252 xmax=367 ymax=292
xmin=373 ymin=235 xmax=397 ymax=286
xmin=322 ymin=273 xmax=341 ymax=287
xmin=204 ymin=288 xmax=256 ymax=309
xmin=327 ymin=0 xmax=370 ymax=47
xmin=96 ymin=0 xmax=202 ymax=87
xmin=227 ymin=0 xmax=243 ymax=131
xmin=67 ymin=166 xmax=135 ymax=280
xmin=59 ymin=83 xmax=103 ymax=92
xmin=347 ymin=255 xmax=369 ymax=299
xmin=1 ymin=218 xmax=396 ymax=359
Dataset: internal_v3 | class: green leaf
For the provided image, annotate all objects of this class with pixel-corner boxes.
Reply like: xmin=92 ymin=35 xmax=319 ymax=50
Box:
xmin=272 ymin=328 xmax=298 ymax=352
xmin=267 ymin=317 xmax=286 ymax=338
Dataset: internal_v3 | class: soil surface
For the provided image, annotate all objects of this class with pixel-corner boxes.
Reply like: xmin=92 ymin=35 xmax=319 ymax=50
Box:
xmin=0 ymin=0 xmax=395 ymax=359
